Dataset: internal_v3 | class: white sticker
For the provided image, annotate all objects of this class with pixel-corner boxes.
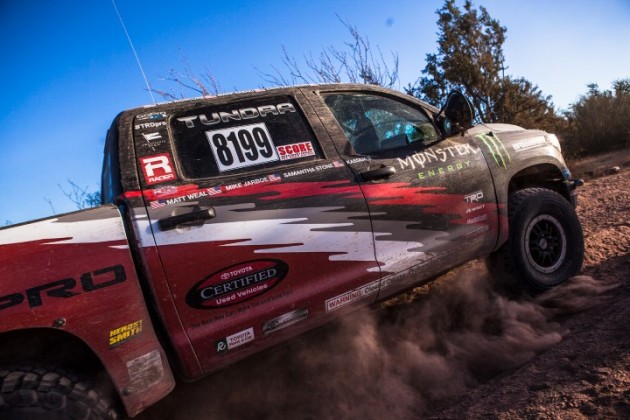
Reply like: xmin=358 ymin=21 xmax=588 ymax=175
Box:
xmin=216 ymin=327 xmax=255 ymax=354
xmin=126 ymin=350 xmax=164 ymax=393
xmin=325 ymin=280 xmax=381 ymax=313
xmin=206 ymin=122 xmax=279 ymax=172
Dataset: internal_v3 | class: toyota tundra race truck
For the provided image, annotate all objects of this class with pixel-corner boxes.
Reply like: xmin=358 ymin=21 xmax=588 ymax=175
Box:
xmin=0 ymin=84 xmax=584 ymax=418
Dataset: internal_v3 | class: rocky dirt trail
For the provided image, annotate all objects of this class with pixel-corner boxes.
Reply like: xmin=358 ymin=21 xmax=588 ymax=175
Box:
xmin=138 ymin=167 xmax=630 ymax=420
xmin=425 ymin=167 xmax=630 ymax=419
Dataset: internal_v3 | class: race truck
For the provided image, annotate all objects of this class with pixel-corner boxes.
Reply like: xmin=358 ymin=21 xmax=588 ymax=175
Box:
xmin=0 ymin=84 xmax=584 ymax=418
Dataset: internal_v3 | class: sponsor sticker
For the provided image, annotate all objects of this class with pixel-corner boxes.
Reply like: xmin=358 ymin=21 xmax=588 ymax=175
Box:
xmin=135 ymin=121 xmax=167 ymax=130
xmin=417 ymin=160 xmax=471 ymax=180
xmin=141 ymin=132 xmax=163 ymax=142
xmin=398 ymin=143 xmax=480 ymax=171
xmin=109 ymin=320 xmax=143 ymax=348
xmin=466 ymin=204 xmax=486 ymax=214
xmin=140 ymin=153 xmax=177 ymax=185
xmin=467 ymin=214 xmax=489 ymax=224
xmin=325 ymin=280 xmax=381 ymax=313
xmin=512 ymin=136 xmax=546 ymax=152
xmin=476 ymin=133 xmax=511 ymax=169
xmin=153 ymin=186 xmax=179 ymax=197
xmin=277 ymin=141 xmax=315 ymax=161
xmin=263 ymin=308 xmax=308 ymax=335
xmin=215 ymin=327 xmax=255 ymax=354
xmin=186 ymin=259 xmax=289 ymax=309
xmin=136 ymin=111 xmax=167 ymax=121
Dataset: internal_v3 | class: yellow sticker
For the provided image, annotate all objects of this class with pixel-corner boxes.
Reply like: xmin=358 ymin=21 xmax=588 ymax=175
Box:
xmin=109 ymin=320 xmax=143 ymax=347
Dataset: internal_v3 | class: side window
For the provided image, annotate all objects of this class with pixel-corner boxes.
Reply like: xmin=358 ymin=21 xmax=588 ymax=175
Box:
xmin=170 ymin=96 xmax=322 ymax=179
xmin=323 ymin=93 xmax=439 ymax=154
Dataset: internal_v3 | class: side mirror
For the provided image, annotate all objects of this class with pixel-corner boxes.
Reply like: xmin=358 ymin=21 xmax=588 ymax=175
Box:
xmin=437 ymin=90 xmax=474 ymax=136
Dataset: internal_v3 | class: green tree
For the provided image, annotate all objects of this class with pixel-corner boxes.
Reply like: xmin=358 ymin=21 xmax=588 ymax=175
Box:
xmin=408 ymin=0 xmax=562 ymax=131
xmin=562 ymin=79 xmax=630 ymax=157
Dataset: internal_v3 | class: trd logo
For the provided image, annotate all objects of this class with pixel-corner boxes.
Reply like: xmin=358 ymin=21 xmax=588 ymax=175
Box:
xmin=0 ymin=265 xmax=126 ymax=311
xmin=140 ymin=153 xmax=177 ymax=185
xmin=464 ymin=191 xmax=484 ymax=203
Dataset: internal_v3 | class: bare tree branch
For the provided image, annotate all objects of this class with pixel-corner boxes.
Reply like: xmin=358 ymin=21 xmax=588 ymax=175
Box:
xmin=152 ymin=52 xmax=222 ymax=100
xmin=59 ymin=180 xmax=101 ymax=210
xmin=257 ymin=16 xmax=399 ymax=89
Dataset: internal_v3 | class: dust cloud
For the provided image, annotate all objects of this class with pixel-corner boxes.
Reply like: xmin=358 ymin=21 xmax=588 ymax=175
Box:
xmin=139 ymin=267 xmax=615 ymax=420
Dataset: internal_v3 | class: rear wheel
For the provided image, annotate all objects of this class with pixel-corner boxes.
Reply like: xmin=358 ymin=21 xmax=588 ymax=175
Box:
xmin=0 ymin=366 xmax=119 ymax=419
xmin=506 ymin=188 xmax=584 ymax=292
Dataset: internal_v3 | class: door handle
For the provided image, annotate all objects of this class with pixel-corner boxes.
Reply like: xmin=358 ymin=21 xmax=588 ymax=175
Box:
xmin=360 ymin=166 xmax=396 ymax=181
xmin=158 ymin=208 xmax=215 ymax=231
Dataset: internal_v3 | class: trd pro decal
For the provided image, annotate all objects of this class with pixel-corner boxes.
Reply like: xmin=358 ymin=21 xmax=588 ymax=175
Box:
xmin=0 ymin=265 xmax=127 ymax=312
xmin=186 ymin=259 xmax=289 ymax=309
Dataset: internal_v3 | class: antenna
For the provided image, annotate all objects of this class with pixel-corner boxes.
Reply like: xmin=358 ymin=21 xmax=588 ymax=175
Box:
xmin=111 ymin=0 xmax=156 ymax=104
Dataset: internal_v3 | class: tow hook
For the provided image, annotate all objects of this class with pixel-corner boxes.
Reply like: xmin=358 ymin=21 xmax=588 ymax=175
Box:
xmin=569 ymin=179 xmax=585 ymax=189
xmin=564 ymin=178 xmax=584 ymax=208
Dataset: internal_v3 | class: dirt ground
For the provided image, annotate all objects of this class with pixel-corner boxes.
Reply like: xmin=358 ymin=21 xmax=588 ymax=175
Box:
xmin=424 ymin=165 xmax=630 ymax=419
xmin=138 ymin=158 xmax=630 ymax=420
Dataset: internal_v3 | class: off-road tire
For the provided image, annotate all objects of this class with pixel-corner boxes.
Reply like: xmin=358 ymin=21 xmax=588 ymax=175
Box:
xmin=505 ymin=188 xmax=584 ymax=293
xmin=0 ymin=366 xmax=119 ymax=419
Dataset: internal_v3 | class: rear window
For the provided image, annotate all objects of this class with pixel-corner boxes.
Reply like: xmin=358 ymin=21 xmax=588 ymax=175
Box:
xmin=171 ymin=96 xmax=321 ymax=179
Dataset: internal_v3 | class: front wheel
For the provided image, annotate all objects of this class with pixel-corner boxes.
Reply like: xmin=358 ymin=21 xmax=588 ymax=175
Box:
xmin=506 ymin=188 xmax=584 ymax=292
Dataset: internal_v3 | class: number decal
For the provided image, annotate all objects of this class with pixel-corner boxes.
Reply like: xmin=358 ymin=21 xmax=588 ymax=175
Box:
xmin=211 ymin=133 xmax=234 ymax=166
xmin=206 ymin=123 xmax=279 ymax=172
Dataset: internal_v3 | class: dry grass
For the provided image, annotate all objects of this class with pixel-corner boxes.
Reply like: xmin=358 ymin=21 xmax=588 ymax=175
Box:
xmin=567 ymin=148 xmax=630 ymax=179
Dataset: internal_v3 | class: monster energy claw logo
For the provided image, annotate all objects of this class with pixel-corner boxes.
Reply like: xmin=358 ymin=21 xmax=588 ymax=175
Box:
xmin=476 ymin=133 xmax=511 ymax=169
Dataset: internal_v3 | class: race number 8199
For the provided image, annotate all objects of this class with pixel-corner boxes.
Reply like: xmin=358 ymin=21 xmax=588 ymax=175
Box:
xmin=206 ymin=123 xmax=279 ymax=172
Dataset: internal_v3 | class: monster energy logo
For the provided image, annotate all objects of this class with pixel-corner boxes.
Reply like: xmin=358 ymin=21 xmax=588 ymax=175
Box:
xmin=476 ymin=133 xmax=511 ymax=169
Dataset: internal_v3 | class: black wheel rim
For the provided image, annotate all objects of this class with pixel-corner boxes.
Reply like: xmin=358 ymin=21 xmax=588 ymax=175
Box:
xmin=524 ymin=214 xmax=567 ymax=274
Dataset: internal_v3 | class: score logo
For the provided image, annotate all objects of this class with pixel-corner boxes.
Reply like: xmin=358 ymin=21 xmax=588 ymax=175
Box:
xmin=140 ymin=153 xmax=177 ymax=185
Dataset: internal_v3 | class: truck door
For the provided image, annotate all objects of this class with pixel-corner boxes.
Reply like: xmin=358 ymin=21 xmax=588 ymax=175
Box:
xmin=308 ymin=88 xmax=499 ymax=294
xmin=133 ymin=92 xmax=383 ymax=375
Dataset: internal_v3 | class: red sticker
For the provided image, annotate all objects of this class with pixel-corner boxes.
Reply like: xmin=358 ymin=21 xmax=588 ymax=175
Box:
xmin=140 ymin=153 xmax=177 ymax=185
xmin=277 ymin=141 xmax=315 ymax=161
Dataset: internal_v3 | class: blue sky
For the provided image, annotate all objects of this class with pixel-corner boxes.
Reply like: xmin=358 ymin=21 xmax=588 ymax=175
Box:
xmin=1 ymin=0 xmax=630 ymax=225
